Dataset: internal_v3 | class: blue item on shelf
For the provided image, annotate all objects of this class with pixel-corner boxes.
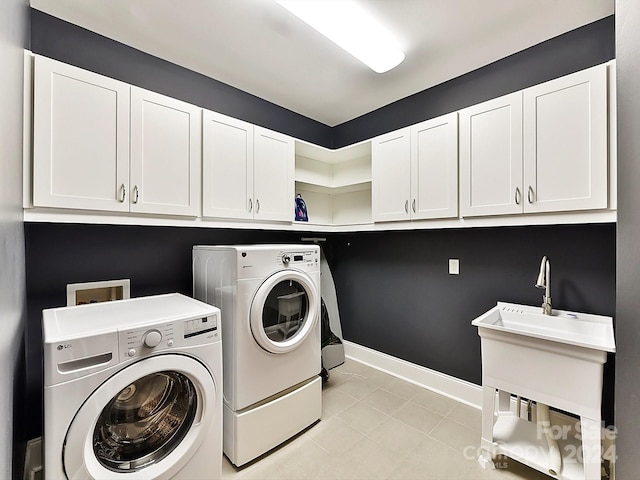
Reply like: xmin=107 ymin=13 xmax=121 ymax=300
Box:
xmin=295 ymin=194 xmax=308 ymax=222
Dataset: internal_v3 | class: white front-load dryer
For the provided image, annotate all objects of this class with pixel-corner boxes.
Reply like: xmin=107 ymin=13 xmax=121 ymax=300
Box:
xmin=42 ymin=293 xmax=223 ymax=480
xmin=193 ymin=244 xmax=322 ymax=466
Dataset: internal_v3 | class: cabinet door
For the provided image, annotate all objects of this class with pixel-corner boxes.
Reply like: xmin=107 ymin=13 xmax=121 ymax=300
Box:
xmin=372 ymin=128 xmax=411 ymax=222
xmin=410 ymin=113 xmax=458 ymax=220
xmin=130 ymin=87 xmax=202 ymax=216
xmin=202 ymin=111 xmax=254 ymax=219
xmin=459 ymin=92 xmax=523 ymax=217
xmin=33 ymin=55 xmax=130 ymax=211
xmin=523 ymin=64 xmax=608 ymax=213
xmin=253 ymin=127 xmax=294 ymax=222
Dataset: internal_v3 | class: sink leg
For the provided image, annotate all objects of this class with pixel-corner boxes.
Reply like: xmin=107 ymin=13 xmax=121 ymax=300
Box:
xmin=581 ymin=416 xmax=602 ymax=480
xmin=479 ymin=385 xmax=497 ymax=469
xmin=478 ymin=449 xmax=496 ymax=470
xmin=482 ymin=385 xmax=496 ymax=443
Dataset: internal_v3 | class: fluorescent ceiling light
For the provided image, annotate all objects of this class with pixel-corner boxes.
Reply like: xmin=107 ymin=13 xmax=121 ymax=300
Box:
xmin=276 ymin=0 xmax=405 ymax=73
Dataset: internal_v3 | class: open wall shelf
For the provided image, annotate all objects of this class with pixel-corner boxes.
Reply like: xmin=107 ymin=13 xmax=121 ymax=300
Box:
xmin=294 ymin=139 xmax=372 ymax=226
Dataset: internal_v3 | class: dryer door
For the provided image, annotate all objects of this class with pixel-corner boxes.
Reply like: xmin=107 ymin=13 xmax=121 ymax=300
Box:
xmin=63 ymin=354 xmax=216 ymax=480
xmin=250 ymin=269 xmax=320 ymax=354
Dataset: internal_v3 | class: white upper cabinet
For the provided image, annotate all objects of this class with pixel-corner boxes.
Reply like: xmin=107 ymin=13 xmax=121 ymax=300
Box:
xmin=373 ymin=113 xmax=458 ymax=222
xmin=253 ymin=126 xmax=295 ymax=222
xmin=202 ymin=110 xmax=254 ymax=219
xmin=32 ymin=55 xmax=202 ymax=216
xmin=523 ymin=64 xmax=608 ymax=213
xmin=33 ymin=55 xmax=130 ymax=212
xmin=410 ymin=113 xmax=458 ymax=220
xmin=130 ymin=87 xmax=202 ymax=216
xmin=202 ymin=114 xmax=294 ymax=222
xmin=372 ymin=127 xmax=411 ymax=221
xmin=28 ymin=55 xmax=614 ymax=230
xmin=460 ymin=64 xmax=609 ymax=218
xmin=459 ymin=92 xmax=523 ymax=217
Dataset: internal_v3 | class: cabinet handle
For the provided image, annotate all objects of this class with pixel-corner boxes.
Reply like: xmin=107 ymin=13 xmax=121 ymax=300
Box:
xmin=133 ymin=185 xmax=139 ymax=204
xmin=248 ymin=198 xmax=253 ymax=212
xmin=256 ymin=199 xmax=260 ymax=214
xmin=515 ymin=187 xmax=521 ymax=205
xmin=404 ymin=200 xmax=409 ymax=214
xmin=118 ymin=184 xmax=126 ymax=203
xmin=412 ymin=199 xmax=416 ymax=213
xmin=527 ymin=186 xmax=534 ymax=204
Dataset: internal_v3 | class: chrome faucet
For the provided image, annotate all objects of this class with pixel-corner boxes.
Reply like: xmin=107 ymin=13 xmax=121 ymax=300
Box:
xmin=535 ymin=256 xmax=552 ymax=315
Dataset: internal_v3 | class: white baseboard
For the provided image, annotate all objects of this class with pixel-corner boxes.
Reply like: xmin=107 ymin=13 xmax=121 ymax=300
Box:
xmin=343 ymin=340 xmax=482 ymax=408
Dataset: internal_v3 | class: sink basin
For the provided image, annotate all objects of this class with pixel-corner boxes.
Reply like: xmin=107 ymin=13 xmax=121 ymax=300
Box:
xmin=472 ymin=302 xmax=615 ymax=353
xmin=472 ymin=302 xmax=615 ymax=420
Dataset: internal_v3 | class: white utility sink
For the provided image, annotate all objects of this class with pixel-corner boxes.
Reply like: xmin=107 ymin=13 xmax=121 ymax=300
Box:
xmin=472 ymin=302 xmax=615 ymax=353
xmin=472 ymin=302 xmax=616 ymax=480
xmin=471 ymin=302 xmax=615 ymax=416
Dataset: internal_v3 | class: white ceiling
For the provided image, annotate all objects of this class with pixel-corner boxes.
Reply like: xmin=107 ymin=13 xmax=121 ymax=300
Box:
xmin=30 ymin=0 xmax=614 ymax=126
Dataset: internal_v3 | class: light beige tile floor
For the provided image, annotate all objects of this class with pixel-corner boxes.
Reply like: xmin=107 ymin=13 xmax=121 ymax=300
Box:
xmin=221 ymin=358 xmax=556 ymax=480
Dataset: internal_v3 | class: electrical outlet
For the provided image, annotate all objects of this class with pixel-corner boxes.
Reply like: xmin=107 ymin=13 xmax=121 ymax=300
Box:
xmin=449 ymin=259 xmax=460 ymax=275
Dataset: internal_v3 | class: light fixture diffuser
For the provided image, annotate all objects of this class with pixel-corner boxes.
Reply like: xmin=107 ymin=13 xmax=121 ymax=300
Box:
xmin=276 ymin=0 xmax=405 ymax=73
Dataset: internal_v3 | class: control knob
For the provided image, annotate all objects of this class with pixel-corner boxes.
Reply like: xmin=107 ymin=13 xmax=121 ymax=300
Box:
xmin=143 ymin=330 xmax=162 ymax=348
xmin=282 ymin=254 xmax=291 ymax=264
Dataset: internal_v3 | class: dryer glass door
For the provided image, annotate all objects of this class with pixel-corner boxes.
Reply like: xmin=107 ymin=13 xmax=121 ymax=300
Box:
xmin=250 ymin=270 xmax=320 ymax=354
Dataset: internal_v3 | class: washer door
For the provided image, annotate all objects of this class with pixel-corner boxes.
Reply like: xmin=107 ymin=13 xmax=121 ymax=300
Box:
xmin=63 ymin=355 xmax=216 ymax=480
xmin=250 ymin=269 xmax=319 ymax=354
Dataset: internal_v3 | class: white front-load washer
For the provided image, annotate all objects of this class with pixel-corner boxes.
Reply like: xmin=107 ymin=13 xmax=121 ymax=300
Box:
xmin=193 ymin=244 xmax=322 ymax=466
xmin=42 ymin=293 xmax=223 ymax=480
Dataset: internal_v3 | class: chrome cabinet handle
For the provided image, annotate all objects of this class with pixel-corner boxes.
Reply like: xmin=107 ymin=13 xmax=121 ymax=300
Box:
xmin=515 ymin=187 xmax=521 ymax=205
xmin=248 ymin=198 xmax=253 ymax=212
xmin=132 ymin=185 xmax=139 ymax=204
xmin=528 ymin=186 xmax=534 ymax=204
xmin=256 ymin=199 xmax=260 ymax=214
xmin=118 ymin=184 xmax=126 ymax=202
xmin=404 ymin=200 xmax=409 ymax=214
xmin=412 ymin=199 xmax=416 ymax=213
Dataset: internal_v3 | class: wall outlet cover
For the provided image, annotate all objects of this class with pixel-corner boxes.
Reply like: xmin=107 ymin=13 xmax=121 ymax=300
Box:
xmin=449 ymin=259 xmax=460 ymax=275
xmin=66 ymin=279 xmax=131 ymax=306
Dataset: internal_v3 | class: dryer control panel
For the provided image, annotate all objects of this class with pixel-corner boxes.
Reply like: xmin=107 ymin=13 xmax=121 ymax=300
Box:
xmin=277 ymin=249 xmax=319 ymax=269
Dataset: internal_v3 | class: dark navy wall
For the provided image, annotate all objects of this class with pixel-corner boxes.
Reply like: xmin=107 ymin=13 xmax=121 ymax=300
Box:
xmin=331 ymin=224 xmax=616 ymax=424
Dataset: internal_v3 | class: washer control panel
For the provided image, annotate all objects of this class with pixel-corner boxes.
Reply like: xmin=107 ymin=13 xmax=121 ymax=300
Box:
xmin=121 ymin=323 xmax=175 ymax=359
xmin=184 ymin=316 xmax=218 ymax=338
xmin=119 ymin=314 xmax=219 ymax=359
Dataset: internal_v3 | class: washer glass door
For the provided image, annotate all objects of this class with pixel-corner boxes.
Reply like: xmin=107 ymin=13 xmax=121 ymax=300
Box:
xmin=63 ymin=355 xmax=216 ymax=479
xmin=250 ymin=269 xmax=319 ymax=354
xmin=93 ymin=371 xmax=196 ymax=472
